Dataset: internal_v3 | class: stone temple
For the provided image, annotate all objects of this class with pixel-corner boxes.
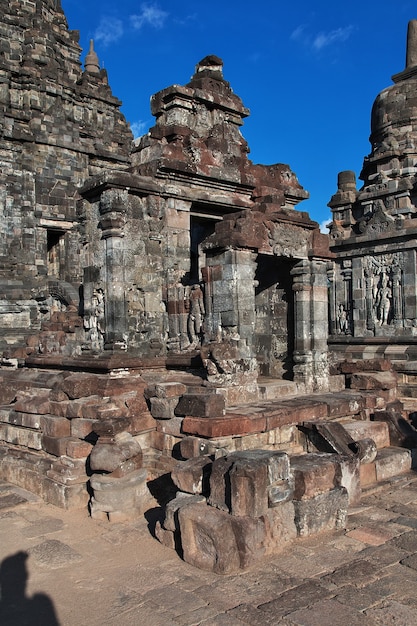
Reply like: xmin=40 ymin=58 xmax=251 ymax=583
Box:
xmin=2 ymin=0 xmax=417 ymax=573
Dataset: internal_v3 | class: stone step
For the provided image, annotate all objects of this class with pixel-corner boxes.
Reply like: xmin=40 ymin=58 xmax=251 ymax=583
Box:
xmin=258 ymin=379 xmax=298 ymax=401
xmin=398 ymin=384 xmax=417 ymax=398
xmin=360 ymin=446 xmax=413 ymax=487
xmin=341 ymin=420 xmax=390 ymax=450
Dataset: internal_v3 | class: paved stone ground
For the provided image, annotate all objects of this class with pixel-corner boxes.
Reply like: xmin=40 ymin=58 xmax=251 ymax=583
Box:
xmin=1 ymin=475 xmax=417 ymax=625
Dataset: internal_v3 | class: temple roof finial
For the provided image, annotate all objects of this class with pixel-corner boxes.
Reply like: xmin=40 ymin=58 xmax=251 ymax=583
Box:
xmin=406 ymin=20 xmax=417 ymax=69
xmin=85 ymin=39 xmax=100 ymax=75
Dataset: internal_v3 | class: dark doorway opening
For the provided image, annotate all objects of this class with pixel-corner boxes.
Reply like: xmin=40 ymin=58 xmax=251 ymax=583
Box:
xmin=47 ymin=230 xmax=64 ymax=277
xmin=189 ymin=216 xmax=216 ymax=283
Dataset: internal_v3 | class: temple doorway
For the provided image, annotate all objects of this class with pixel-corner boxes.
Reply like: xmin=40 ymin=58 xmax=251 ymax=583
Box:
xmin=254 ymin=254 xmax=295 ymax=379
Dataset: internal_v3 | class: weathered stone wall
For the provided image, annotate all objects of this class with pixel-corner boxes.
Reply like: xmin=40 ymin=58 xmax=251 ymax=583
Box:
xmin=0 ymin=0 xmax=132 ymax=356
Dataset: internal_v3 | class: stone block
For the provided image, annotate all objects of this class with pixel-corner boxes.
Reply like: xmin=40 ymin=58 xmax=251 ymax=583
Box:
xmin=374 ymin=447 xmax=412 ymax=481
xmin=179 ymin=436 xmax=212 ymax=458
xmin=156 ymin=416 xmax=183 ymax=436
xmin=70 ymin=418 xmax=97 ymax=439
xmin=182 ymin=414 xmax=266 ymax=438
xmin=59 ymin=374 xmax=105 ymax=400
xmin=290 ymin=454 xmax=337 ymax=500
xmin=40 ymin=415 xmax=71 ymax=438
xmin=0 ymin=423 xmax=42 ymax=450
xmin=293 ymin=487 xmax=349 ymax=537
xmin=171 ymin=456 xmax=212 ymax=495
xmin=124 ymin=393 xmax=149 ymax=417
xmin=350 ymin=371 xmax=398 ymax=391
xmin=47 ymin=457 xmax=88 ymax=485
xmin=155 ymin=382 xmax=187 ymax=398
xmin=6 ymin=410 xmax=41 ymax=429
xmin=178 ymin=501 xmax=266 ymax=574
xmin=164 ymin=492 xmax=206 ymax=531
xmin=155 ymin=521 xmax=176 ymax=550
xmin=127 ymin=412 xmax=156 ymax=435
xmin=66 ymin=439 xmax=93 ymax=459
xmin=149 ymin=397 xmax=178 ymax=419
xmin=359 ymin=461 xmax=377 ymax=486
xmin=110 ymin=453 xmax=143 ymax=477
xmin=42 ymin=477 xmax=89 ymax=510
xmin=89 ymin=434 xmax=142 ymax=473
xmin=41 ymin=435 xmax=71 ymax=457
xmin=209 ymin=450 xmax=291 ymax=517
xmin=261 ymin=501 xmax=297 ymax=554
xmin=335 ymin=454 xmax=360 ymax=504
xmin=342 ymin=420 xmax=390 ymax=449
xmin=175 ymin=393 xmax=226 ymax=418
xmin=339 ymin=359 xmax=392 ymax=373
xmin=49 ymin=400 xmax=71 ymax=417
xmin=14 ymin=392 xmax=51 ymax=415
xmin=323 ymin=393 xmax=364 ymax=418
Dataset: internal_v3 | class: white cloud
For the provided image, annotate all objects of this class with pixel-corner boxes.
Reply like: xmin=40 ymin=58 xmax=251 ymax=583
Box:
xmin=131 ymin=3 xmax=168 ymax=30
xmin=291 ymin=24 xmax=354 ymax=53
xmin=130 ymin=120 xmax=148 ymax=139
xmin=313 ymin=26 xmax=354 ymax=51
xmin=94 ymin=17 xmax=124 ymax=46
xmin=320 ymin=216 xmax=332 ymax=233
xmin=290 ymin=25 xmax=307 ymax=43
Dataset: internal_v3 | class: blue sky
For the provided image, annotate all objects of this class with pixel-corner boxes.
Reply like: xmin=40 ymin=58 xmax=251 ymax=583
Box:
xmin=62 ymin=1 xmax=415 ymax=229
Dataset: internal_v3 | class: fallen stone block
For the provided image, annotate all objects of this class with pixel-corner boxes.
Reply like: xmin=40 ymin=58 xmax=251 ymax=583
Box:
xmin=209 ymin=450 xmax=292 ymax=517
xmin=163 ymin=492 xmax=206 ymax=532
xmin=293 ymin=487 xmax=349 ymax=537
xmin=178 ymin=502 xmax=265 ymax=574
xmin=171 ymin=456 xmax=212 ymax=495
xmin=261 ymin=501 xmax=297 ymax=554
xmin=374 ymin=447 xmax=412 ymax=481
xmin=291 ymin=454 xmax=338 ymax=500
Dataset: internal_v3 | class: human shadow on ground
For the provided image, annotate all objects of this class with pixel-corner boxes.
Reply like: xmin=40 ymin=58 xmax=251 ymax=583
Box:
xmin=0 ymin=551 xmax=60 ymax=626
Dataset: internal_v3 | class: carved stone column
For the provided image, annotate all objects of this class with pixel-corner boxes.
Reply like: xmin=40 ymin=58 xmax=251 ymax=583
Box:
xmin=99 ymin=189 xmax=128 ymax=350
xmin=292 ymin=260 xmax=329 ymax=392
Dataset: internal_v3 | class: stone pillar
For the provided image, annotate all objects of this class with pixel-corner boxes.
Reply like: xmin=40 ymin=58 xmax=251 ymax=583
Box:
xmin=311 ymin=260 xmax=330 ymax=391
xmin=406 ymin=20 xmax=417 ymax=69
xmin=99 ymin=189 xmax=128 ymax=350
xmin=292 ymin=260 xmax=313 ymax=389
xmin=291 ymin=260 xmax=329 ymax=392
xmin=327 ymin=263 xmax=337 ymax=335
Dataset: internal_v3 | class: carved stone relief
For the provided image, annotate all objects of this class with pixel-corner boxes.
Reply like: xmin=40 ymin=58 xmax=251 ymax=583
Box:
xmin=364 ymin=253 xmax=404 ymax=331
xmin=269 ymin=223 xmax=309 ymax=258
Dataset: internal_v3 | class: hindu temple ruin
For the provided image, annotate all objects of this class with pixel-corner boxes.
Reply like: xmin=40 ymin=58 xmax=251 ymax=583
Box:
xmin=2 ymin=0 xmax=417 ymax=573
